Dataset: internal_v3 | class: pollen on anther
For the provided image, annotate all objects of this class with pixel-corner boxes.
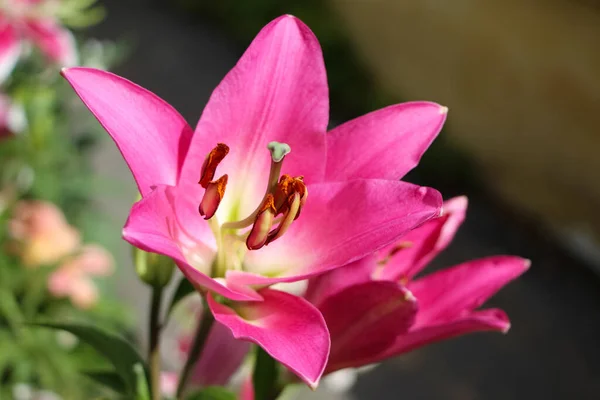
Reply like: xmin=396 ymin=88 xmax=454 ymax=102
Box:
xmin=246 ymin=194 xmax=277 ymax=250
xmin=258 ymin=193 xmax=277 ymax=214
xmin=199 ymin=143 xmax=229 ymax=188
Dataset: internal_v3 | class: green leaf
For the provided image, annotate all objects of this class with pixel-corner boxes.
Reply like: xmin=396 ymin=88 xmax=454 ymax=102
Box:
xmin=252 ymin=346 xmax=279 ymax=400
xmin=0 ymin=290 xmax=23 ymax=332
xmin=167 ymin=277 xmax=196 ymax=317
xmin=84 ymin=370 xmax=127 ymax=394
xmin=31 ymin=322 xmax=148 ymax=396
xmin=134 ymin=363 xmax=150 ymax=400
xmin=185 ymin=386 xmax=237 ymax=400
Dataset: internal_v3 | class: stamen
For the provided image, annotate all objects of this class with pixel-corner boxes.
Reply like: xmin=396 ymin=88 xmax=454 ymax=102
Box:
xmin=199 ymin=143 xmax=229 ymax=188
xmin=273 ymin=174 xmax=295 ymax=213
xmin=199 ymin=175 xmax=228 ymax=220
xmin=291 ymin=177 xmax=307 ymax=220
xmin=246 ymin=194 xmax=277 ymax=250
xmin=266 ymin=192 xmax=301 ymax=245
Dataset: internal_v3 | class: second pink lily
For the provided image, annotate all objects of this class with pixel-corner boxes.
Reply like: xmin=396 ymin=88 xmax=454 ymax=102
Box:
xmin=304 ymin=196 xmax=529 ymax=374
xmin=62 ymin=15 xmax=448 ymax=386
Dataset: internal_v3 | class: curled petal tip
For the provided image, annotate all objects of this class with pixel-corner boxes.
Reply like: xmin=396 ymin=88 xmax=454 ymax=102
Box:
xmin=278 ymin=14 xmax=299 ymax=23
xmin=523 ymin=258 xmax=532 ymax=270
xmin=416 ymin=186 xmax=443 ymax=211
xmin=404 ymin=288 xmax=417 ymax=303
xmin=502 ymin=322 xmax=511 ymax=334
xmin=439 ymin=105 xmax=449 ymax=114
xmin=440 ymin=195 xmax=469 ymax=216
xmin=449 ymin=195 xmax=469 ymax=208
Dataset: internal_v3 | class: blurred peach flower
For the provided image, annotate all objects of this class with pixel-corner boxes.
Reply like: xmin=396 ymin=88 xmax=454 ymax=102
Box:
xmin=47 ymin=244 xmax=113 ymax=309
xmin=8 ymin=200 xmax=114 ymax=308
xmin=8 ymin=200 xmax=80 ymax=267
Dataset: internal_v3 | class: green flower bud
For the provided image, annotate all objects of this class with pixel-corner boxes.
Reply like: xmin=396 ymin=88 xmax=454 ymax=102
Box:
xmin=133 ymin=247 xmax=175 ymax=288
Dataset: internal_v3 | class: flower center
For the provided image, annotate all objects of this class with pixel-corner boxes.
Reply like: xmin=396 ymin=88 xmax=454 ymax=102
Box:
xmin=197 ymin=141 xmax=307 ymax=276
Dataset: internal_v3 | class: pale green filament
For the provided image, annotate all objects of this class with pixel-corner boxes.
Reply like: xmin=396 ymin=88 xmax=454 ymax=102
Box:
xmin=209 ymin=216 xmax=227 ymax=278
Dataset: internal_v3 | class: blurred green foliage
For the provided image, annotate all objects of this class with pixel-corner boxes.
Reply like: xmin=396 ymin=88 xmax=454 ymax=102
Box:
xmin=0 ymin=2 xmax=134 ymax=398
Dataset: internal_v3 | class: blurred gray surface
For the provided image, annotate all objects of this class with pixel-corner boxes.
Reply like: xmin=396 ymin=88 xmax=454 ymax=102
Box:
xmin=88 ymin=1 xmax=600 ymax=399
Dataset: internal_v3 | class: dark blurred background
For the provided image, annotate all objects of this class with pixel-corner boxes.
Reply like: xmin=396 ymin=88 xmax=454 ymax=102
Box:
xmin=86 ymin=1 xmax=600 ymax=399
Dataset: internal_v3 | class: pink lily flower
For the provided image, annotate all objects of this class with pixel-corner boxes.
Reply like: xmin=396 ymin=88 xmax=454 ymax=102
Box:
xmin=61 ymin=15 xmax=447 ymax=387
xmin=0 ymin=0 xmax=77 ymax=81
xmin=304 ymin=196 xmax=530 ymax=374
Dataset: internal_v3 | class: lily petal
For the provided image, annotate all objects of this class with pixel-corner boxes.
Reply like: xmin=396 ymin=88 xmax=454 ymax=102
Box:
xmin=181 ymin=15 xmax=328 ymax=217
xmin=207 ymin=289 xmax=330 ymax=389
xmin=409 ymin=256 xmax=530 ymax=327
xmin=61 ymin=67 xmax=194 ymax=196
xmin=303 ymin=255 xmax=376 ymax=307
xmin=325 ymin=102 xmax=447 ymax=181
xmin=189 ymin=320 xmax=251 ymax=387
xmin=379 ymin=196 xmax=468 ymax=281
xmin=229 ymin=180 xmax=442 ymax=287
xmin=319 ymin=281 xmax=418 ymax=373
xmin=0 ymin=23 xmax=21 ymax=84
xmin=360 ymin=308 xmax=510 ymax=366
xmin=123 ymin=185 xmax=259 ymax=301
xmin=23 ymin=20 xmax=77 ymax=66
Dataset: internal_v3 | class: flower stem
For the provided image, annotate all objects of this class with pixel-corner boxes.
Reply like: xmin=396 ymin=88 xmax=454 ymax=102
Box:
xmin=176 ymin=300 xmax=215 ymax=399
xmin=253 ymin=346 xmax=283 ymax=400
xmin=149 ymin=286 xmax=163 ymax=400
